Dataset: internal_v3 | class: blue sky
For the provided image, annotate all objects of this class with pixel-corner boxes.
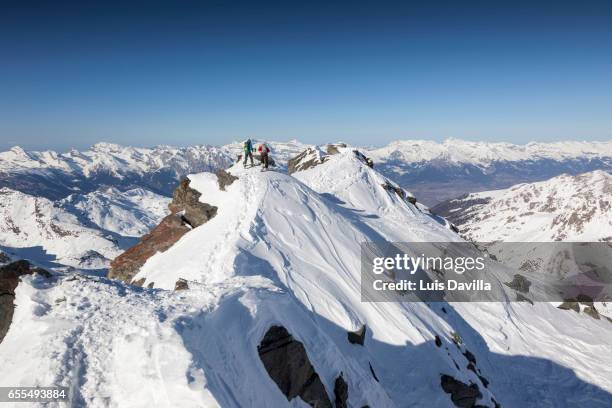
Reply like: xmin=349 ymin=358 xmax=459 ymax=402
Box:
xmin=1 ymin=0 xmax=612 ymax=151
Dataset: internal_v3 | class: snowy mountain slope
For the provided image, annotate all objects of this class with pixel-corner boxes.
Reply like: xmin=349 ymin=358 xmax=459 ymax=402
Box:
xmin=434 ymin=170 xmax=612 ymax=242
xmin=0 ymin=144 xmax=233 ymax=200
xmin=60 ymin=187 xmax=171 ymax=237
xmin=292 ymin=147 xmax=454 ymax=241
xmin=1 ymin=146 xmax=612 ymax=407
xmin=6 ymin=269 xmax=611 ymax=408
xmin=126 ymin=154 xmax=611 ymax=406
xmin=433 ymin=171 xmax=612 ymax=320
xmin=365 ymin=139 xmax=612 ymax=205
xmin=0 ymin=188 xmax=122 ymax=269
xmin=0 ymin=186 xmax=170 ymax=270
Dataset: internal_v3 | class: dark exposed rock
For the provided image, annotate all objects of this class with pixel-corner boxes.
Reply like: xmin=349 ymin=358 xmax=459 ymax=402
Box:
xmin=440 ymin=374 xmax=482 ymax=408
xmin=258 ymin=326 xmax=332 ymax=407
xmin=174 ymin=279 xmax=189 ymax=291
xmin=450 ymin=223 xmax=460 ymax=233
xmin=288 ymin=148 xmax=330 ymax=175
xmin=347 ymin=325 xmax=366 ymax=346
xmin=516 ymin=293 xmax=534 ymax=304
xmin=108 ymin=214 xmax=191 ymax=283
xmin=216 ymin=170 xmax=238 ymax=191
xmin=109 ymin=177 xmax=217 ymax=283
xmin=353 ymin=150 xmax=374 ymax=168
xmin=504 ymin=274 xmax=531 ymax=293
xmin=79 ymin=250 xmax=109 ymax=265
xmin=558 ymin=300 xmax=580 ymax=312
xmin=435 ymin=335 xmax=442 ymax=347
xmin=463 ymin=349 xmax=477 ymax=365
xmin=583 ymin=305 xmax=600 ymax=319
xmin=0 ymin=252 xmax=10 ymax=264
xmin=1 ymin=261 xmax=51 ymax=345
xmin=147 ymin=282 xmax=155 ymax=289
xmin=169 ymin=178 xmax=218 ymax=228
xmin=326 ymin=143 xmax=347 ymax=155
xmin=368 ymin=362 xmax=379 ymax=382
xmin=477 ymin=375 xmax=490 ymax=388
xmin=576 ymin=294 xmax=594 ymax=306
xmin=334 ymin=373 xmax=348 ymax=408
xmin=132 ymin=278 xmax=146 ymax=286
xmin=558 ymin=295 xmax=603 ymax=320
xmin=381 ymin=181 xmax=417 ymax=205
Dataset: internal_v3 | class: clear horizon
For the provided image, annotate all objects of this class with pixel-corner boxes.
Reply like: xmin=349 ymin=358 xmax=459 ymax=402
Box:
xmin=3 ymin=136 xmax=612 ymax=154
xmin=1 ymin=0 xmax=612 ymax=151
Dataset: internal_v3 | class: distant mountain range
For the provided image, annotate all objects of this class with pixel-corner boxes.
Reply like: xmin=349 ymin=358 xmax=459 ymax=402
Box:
xmin=2 ymin=139 xmax=611 ymax=205
xmin=0 ymin=143 xmax=233 ymax=200
xmin=367 ymin=139 xmax=612 ymax=205
xmin=433 ymin=170 xmax=612 ymax=242
xmin=0 ymin=186 xmax=169 ymax=269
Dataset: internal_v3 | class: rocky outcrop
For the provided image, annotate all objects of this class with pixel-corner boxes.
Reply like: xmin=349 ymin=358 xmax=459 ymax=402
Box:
xmin=504 ymin=274 xmax=531 ymax=293
xmin=169 ymin=178 xmax=217 ymax=228
xmin=109 ymin=178 xmax=217 ymax=283
xmin=288 ymin=148 xmax=330 ymax=175
xmin=440 ymin=374 xmax=482 ymax=408
xmin=1 ymin=261 xmax=51 ymax=345
xmin=326 ymin=143 xmax=347 ymax=155
xmin=0 ymin=252 xmax=10 ymax=264
xmin=108 ymin=214 xmax=191 ymax=283
xmin=174 ymin=278 xmax=189 ymax=291
xmin=353 ymin=150 xmax=374 ymax=168
xmin=216 ymin=170 xmax=238 ymax=191
xmin=381 ymin=181 xmax=417 ymax=205
xmin=334 ymin=373 xmax=348 ymax=408
xmin=257 ymin=325 xmax=332 ymax=407
xmin=347 ymin=325 xmax=366 ymax=346
xmin=558 ymin=294 xmax=602 ymax=319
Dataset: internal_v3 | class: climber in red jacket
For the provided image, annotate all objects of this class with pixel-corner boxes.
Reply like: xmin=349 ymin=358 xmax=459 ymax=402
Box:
xmin=258 ymin=143 xmax=270 ymax=169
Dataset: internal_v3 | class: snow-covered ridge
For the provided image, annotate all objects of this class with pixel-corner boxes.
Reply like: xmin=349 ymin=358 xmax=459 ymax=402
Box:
xmin=367 ymin=138 xmax=612 ymax=167
xmin=2 ymin=150 xmax=612 ymax=407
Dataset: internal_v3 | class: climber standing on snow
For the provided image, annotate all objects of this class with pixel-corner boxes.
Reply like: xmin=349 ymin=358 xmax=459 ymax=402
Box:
xmin=258 ymin=142 xmax=270 ymax=170
xmin=243 ymin=138 xmax=254 ymax=168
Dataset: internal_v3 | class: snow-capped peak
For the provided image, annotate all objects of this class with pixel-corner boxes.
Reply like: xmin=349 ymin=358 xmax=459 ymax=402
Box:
xmin=435 ymin=170 xmax=612 ymax=242
xmin=366 ymin=138 xmax=612 ymax=167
